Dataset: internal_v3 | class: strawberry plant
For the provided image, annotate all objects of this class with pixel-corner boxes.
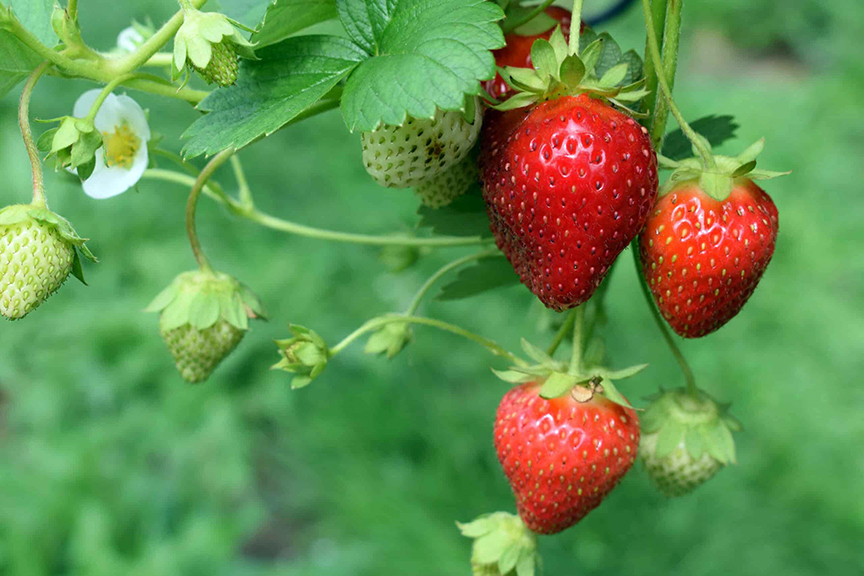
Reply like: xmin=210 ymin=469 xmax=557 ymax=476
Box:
xmin=0 ymin=0 xmax=793 ymax=572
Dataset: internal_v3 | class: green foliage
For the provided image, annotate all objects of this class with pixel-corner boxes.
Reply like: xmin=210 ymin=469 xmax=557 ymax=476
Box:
xmin=338 ymin=0 xmax=505 ymax=131
xmin=8 ymin=0 xmax=55 ymax=46
xmin=662 ymin=115 xmax=740 ymax=161
xmin=182 ymin=35 xmax=364 ymax=157
xmin=214 ymin=0 xmax=273 ymax=28
xmin=253 ymin=0 xmax=338 ymax=48
xmin=0 ymin=29 xmax=41 ymax=98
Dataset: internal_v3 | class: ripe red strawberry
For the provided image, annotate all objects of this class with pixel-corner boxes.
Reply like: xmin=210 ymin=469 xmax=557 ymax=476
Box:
xmin=481 ymin=94 xmax=658 ymax=310
xmin=494 ymin=381 xmax=640 ymax=535
xmin=484 ymin=7 xmax=579 ymax=101
xmin=638 ymin=179 xmax=778 ymax=337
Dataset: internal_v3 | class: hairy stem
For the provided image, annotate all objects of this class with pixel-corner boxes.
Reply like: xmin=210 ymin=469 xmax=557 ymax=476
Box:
xmin=648 ymin=0 xmax=683 ymax=149
xmin=502 ymin=0 xmax=556 ymax=34
xmin=640 ymin=0 xmax=714 ymax=168
xmin=405 ymin=250 xmax=502 ymax=315
xmin=640 ymin=0 xmax=667 ymax=120
xmin=569 ymin=0 xmax=584 ymax=56
xmin=19 ymin=62 xmax=51 ymax=208
xmin=186 ymin=149 xmax=234 ymax=272
xmin=547 ymin=308 xmax=577 ymax=357
xmin=144 ymin=169 xmax=494 ymax=248
xmin=631 ymin=240 xmax=697 ymax=392
xmin=568 ymin=305 xmax=586 ymax=375
xmin=330 ymin=314 xmax=526 ymax=366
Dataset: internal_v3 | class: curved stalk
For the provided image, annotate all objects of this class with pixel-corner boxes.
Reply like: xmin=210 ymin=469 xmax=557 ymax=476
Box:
xmin=648 ymin=0 xmax=683 ymax=149
xmin=186 ymin=149 xmax=234 ymax=272
xmin=330 ymin=314 xmax=526 ymax=367
xmin=568 ymin=305 xmax=586 ymax=375
xmin=82 ymin=74 xmax=136 ymax=121
xmin=19 ymin=62 xmax=51 ymax=207
xmin=640 ymin=0 xmax=667 ymax=120
xmin=640 ymin=0 xmax=714 ymax=169
xmin=547 ymin=308 xmax=577 ymax=357
xmin=631 ymin=241 xmax=697 ymax=393
xmin=144 ymin=169 xmax=494 ymax=248
xmin=405 ymin=250 xmax=502 ymax=315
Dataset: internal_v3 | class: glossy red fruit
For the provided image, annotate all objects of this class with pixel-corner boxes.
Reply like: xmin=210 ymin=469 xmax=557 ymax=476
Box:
xmin=494 ymin=382 xmax=640 ymax=535
xmin=484 ymin=7 xmax=581 ymax=101
xmin=480 ymin=94 xmax=659 ymax=310
xmin=638 ymin=179 xmax=779 ymax=337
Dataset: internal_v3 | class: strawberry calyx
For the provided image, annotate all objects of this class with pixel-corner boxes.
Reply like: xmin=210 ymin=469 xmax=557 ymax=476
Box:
xmin=658 ymin=137 xmax=790 ymax=201
xmin=458 ymin=512 xmax=539 ymax=576
xmin=0 ymin=203 xmax=96 ymax=284
xmin=640 ymin=387 xmax=741 ymax=466
xmin=146 ymin=269 xmax=267 ymax=332
xmin=491 ymin=26 xmax=648 ymax=115
xmin=273 ymin=324 xmax=330 ymax=389
xmin=492 ymin=337 xmax=646 ymax=410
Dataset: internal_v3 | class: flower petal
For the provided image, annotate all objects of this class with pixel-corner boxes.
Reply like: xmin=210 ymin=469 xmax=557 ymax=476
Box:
xmin=82 ymin=145 xmax=148 ymax=199
xmin=114 ymin=94 xmax=151 ymax=142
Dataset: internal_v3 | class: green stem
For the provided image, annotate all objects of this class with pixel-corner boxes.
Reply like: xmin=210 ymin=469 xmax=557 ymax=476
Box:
xmin=630 ymin=240 xmax=697 ymax=393
xmin=19 ymin=62 xmax=51 ymax=208
xmin=501 ymin=0 xmax=556 ymax=34
xmin=405 ymin=250 xmax=501 ymax=315
xmin=640 ymin=0 xmax=667 ymax=120
xmin=648 ymin=0 xmax=683 ymax=150
xmin=247 ymin=209 xmax=494 ymax=248
xmin=640 ymin=0 xmax=714 ymax=169
xmin=330 ymin=314 xmax=526 ymax=366
xmin=121 ymin=78 xmax=208 ymax=104
xmin=231 ymin=156 xmax=254 ymax=209
xmin=142 ymin=53 xmax=174 ymax=68
xmin=547 ymin=308 xmax=577 ymax=357
xmin=67 ymin=0 xmax=78 ymax=17
xmin=178 ymin=0 xmax=196 ymax=10
xmin=143 ymin=169 xmax=229 ymax=205
xmin=569 ymin=0 xmax=584 ymax=56
xmin=568 ymin=305 xmax=585 ymax=375
xmin=186 ymin=148 xmax=234 ymax=272
xmin=83 ymin=74 xmax=136 ymax=122
xmin=144 ymin=169 xmax=492 ymax=248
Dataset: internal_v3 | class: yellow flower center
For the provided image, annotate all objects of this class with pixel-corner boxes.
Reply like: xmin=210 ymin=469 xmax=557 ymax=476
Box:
xmin=102 ymin=122 xmax=141 ymax=169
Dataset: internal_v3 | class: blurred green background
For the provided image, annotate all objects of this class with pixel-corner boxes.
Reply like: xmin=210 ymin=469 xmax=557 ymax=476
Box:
xmin=1 ymin=0 xmax=862 ymax=574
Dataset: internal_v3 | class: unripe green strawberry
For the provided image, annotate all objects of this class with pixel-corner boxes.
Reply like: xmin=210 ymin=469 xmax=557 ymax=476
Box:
xmin=194 ymin=39 xmax=239 ymax=87
xmin=413 ymin=154 xmax=478 ymax=208
xmin=459 ymin=512 xmax=539 ymax=576
xmin=147 ymin=270 xmax=266 ymax=384
xmin=0 ymin=203 xmax=94 ymax=320
xmin=361 ymin=99 xmax=482 ymax=188
xmin=639 ymin=388 xmax=741 ymax=497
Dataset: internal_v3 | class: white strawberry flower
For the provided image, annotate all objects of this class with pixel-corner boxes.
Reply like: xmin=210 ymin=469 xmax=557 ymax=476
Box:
xmin=72 ymin=90 xmax=151 ymax=199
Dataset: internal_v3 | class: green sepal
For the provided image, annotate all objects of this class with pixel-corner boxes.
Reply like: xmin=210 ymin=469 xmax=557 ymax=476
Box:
xmin=490 ymin=25 xmax=645 ymax=112
xmin=458 ymin=512 xmax=539 ymax=576
xmin=538 ymin=372 xmax=579 ymax=399
xmin=70 ymin=250 xmax=87 ymax=285
xmin=519 ymin=338 xmax=557 ymax=367
xmin=684 ymin=426 xmax=704 ymax=459
xmin=660 ymin=138 xmax=789 ymax=200
xmin=599 ymin=377 xmax=634 ymax=409
xmin=364 ymin=322 xmax=412 ymax=360
xmin=146 ymin=269 xmax=264 ymax=332
xmin=272 ymin=324 xmax=329 ymax=386
xmin=491 ymin=369 xmax=536 ymax=384
xmin=654 ymin=418 xmax=685 ymax=458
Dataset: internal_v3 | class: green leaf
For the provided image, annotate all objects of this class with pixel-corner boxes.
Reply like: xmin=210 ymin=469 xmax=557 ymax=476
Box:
xmin=457 ymin=517 xmax=493 ymax=538
xmin=416 ymin=189 xmax=490 ymax=238
xmin=9 ymin=0 xmax=56 ymax=47
xmin=559 ymin=54 xmax=586 ymax=87
xmin=0 ymin=29 xmax=42 ymax=98
xmin=339 ymin=0 xmax=505 ymax=132
xmin=253 ymin=0 xmax=338 ymax=48
xmin=592 ymin=33 xmax=622 ymax=79
xmin=436 ymin=257 xmax=518 ymax=301
xmin=598 ymin=62 xmax=628 ymax=88
xmin=214 ymin=0 xmax=273 ymax=28
xmin=513 ymin=12 xmax=557 ymax=36
xmin=516 ymin=551 xmax=536 ymax=576
xmin=499 ymin=543 xmax=521 ymax=574
xmin=473 ymin=530 xmax=510 ymax=564
xmin=602 ymin=363 xmax=648 ymax=380
xmin=662 ymin=115 xmax=740 ymax=161
xmin=619 ymin=49 xmax=643 ymax=86
xmin=182 ymin=35 xmax=364 ymax=158
xmin=144 ymin=281 xmax=181 ymax=313
xmin=538 ymin=372 xmax=576 ymax=399
xmin=69 ymin=250 xmax=86 ymax=285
